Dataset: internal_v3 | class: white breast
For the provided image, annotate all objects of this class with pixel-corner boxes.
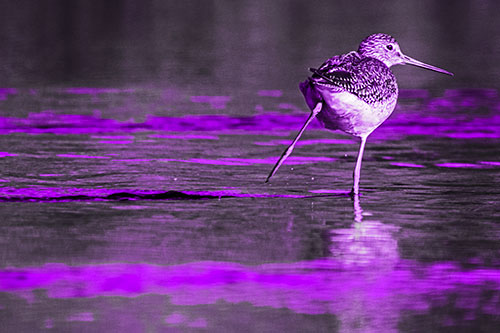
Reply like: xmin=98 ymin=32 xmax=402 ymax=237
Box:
xmin=317 ymin=90 xmax=397 ymax=137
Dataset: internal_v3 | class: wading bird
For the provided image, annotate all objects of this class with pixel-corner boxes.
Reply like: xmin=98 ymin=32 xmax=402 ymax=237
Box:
xmin=265 ymin=33 xmax=453 ymax=195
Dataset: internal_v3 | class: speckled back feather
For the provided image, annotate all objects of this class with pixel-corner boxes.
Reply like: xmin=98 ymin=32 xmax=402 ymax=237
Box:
xmin=309 ymin=51 xmax=398 ymax=106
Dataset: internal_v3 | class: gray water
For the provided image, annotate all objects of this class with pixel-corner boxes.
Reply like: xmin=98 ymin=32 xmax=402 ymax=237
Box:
xmin=1 ymin=1 xmax=500 ymax=332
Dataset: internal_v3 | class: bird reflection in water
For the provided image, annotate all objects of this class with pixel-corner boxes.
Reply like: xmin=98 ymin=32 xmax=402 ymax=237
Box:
xmin=328 ymin=196 xmax=399 ymax=268
xmin=326 ymin=196 xmax=402 ymax=331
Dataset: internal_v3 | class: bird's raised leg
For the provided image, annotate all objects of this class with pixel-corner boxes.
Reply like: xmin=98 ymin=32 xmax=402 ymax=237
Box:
xmin=265 ymin=102 xmax=322 ymax=182
xmin=351 ymin=135 xmax=368 ymax=195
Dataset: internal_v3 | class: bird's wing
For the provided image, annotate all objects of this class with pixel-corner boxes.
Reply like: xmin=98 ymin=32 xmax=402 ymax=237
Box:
xmin=309 ymin=53 xmax=398 ymax=105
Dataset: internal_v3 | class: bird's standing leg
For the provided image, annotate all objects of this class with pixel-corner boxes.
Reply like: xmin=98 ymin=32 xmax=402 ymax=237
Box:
xmin=351 ymin=135 xmax=368 ymax=195
xmin=265 ymin=102 xmax=323 ymax=182
xmin=353 ymin=192 xmax=363 ymax=223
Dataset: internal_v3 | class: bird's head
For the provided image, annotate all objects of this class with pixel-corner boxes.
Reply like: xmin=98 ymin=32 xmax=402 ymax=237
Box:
xmin=358 ymin=33 xmax=453 ymax=75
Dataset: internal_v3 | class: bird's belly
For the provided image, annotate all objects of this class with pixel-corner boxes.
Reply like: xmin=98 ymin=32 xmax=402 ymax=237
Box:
xmin=317 ymin=90 xmax=396 ymax=137
xmin=299 ymin=79 xmax=397 ymax=137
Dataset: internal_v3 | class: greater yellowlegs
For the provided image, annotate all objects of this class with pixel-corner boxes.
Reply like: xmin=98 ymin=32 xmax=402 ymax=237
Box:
xmin=265 ymin=33 xmax=453 ymax=195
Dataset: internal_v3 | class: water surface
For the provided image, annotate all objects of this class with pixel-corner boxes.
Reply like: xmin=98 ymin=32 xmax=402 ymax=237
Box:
xmin=1 ymin=86 xmax=499 ymax=332
xmin=1 ymin=1 xmax=500 ymax=331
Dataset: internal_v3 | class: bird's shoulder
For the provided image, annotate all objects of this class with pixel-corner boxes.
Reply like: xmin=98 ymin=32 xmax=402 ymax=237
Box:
xmin=313 ymin=51 xmax=394 ymax=83
xmin=309 ymin=51 xmax=398 ymax=104
xmin=317 ymin=51 xmax=360 ymax=71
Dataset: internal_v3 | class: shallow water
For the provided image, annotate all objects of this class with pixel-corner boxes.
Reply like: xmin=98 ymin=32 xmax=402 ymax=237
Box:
xmin=0 ymin=86 xmax=499 ymax=332
xmin=1 ymin=1 xmax=500 ymax=330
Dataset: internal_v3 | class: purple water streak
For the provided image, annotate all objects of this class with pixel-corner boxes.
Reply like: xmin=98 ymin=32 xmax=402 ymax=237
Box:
xmin=436 ymin=163 xmax=486 ymax=169
xmin=97 ymin=140 xmax=133 ymax=145
xmin=390 ymin=162 xmax=426 ymax=168
xmin=0 ymin=112 xmax=316 ymax=135
xmin=0 ymin=109 xmax=498 ymax=140
xmin=388 ymin=161 xmax=500 ymax=169
xmin=479 ymin=161 xmax=500 ymax=166
xmin=65 ymin=88 xmax=136 ymax=95
xmin=165 ymin=312 xmax=206 ymax=327
xmin=0 ymin=187 xmax=342 ymax=202
xmin=373 ymin=113 xmax=500 ymax=141
xmin=254 ymin=138 xmax=356 ymax=146
xmin=56 ymin=154 xmax=110 ymax=159
xmin=0 ymin=88 xmax=18 ymax=100
xmin=90 ymin=135 xmax=135 ymax=139
xmin=0 ymin=260 xmax=498 ymax=317
xmin=0 ymin=188 xmax=229 ymax=202
xmin=160 ymin=156 xmax=336 ymax=166
xmin=308 ymin=189 xmax=350 ymax=195
xmin=428 ymin=89 xmax=498 ymax=112
xmin=2 ymin=87 xmax=500 ymax=140
xmin=149 ymin=134 xmax=219 ymax=140
xmin=0 ymin=152 xmax=18 ymax=157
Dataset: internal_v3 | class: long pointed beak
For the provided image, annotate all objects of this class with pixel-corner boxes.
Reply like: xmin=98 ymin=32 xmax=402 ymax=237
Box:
xmin=402 ymin=54 xmax=454 ymax=76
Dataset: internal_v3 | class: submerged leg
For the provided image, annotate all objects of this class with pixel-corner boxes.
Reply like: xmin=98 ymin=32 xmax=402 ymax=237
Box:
xmin=265 ymin=102 xmax=322 ymax=182
xmin=351 ymin=135 xmax=368 ymax=195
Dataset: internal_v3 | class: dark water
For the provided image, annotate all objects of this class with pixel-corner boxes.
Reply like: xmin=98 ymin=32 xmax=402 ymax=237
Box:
xmin=1 ymin=1 xmax=500 ymax=332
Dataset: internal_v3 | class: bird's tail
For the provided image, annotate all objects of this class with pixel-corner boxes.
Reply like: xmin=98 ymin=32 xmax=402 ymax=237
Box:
xmin=299 ymin=78 xmax=322 ymax=112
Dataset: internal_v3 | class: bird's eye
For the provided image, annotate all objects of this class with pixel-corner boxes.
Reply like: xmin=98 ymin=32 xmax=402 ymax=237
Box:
xmin=386 ymin=44 xmax=393 ymax=50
